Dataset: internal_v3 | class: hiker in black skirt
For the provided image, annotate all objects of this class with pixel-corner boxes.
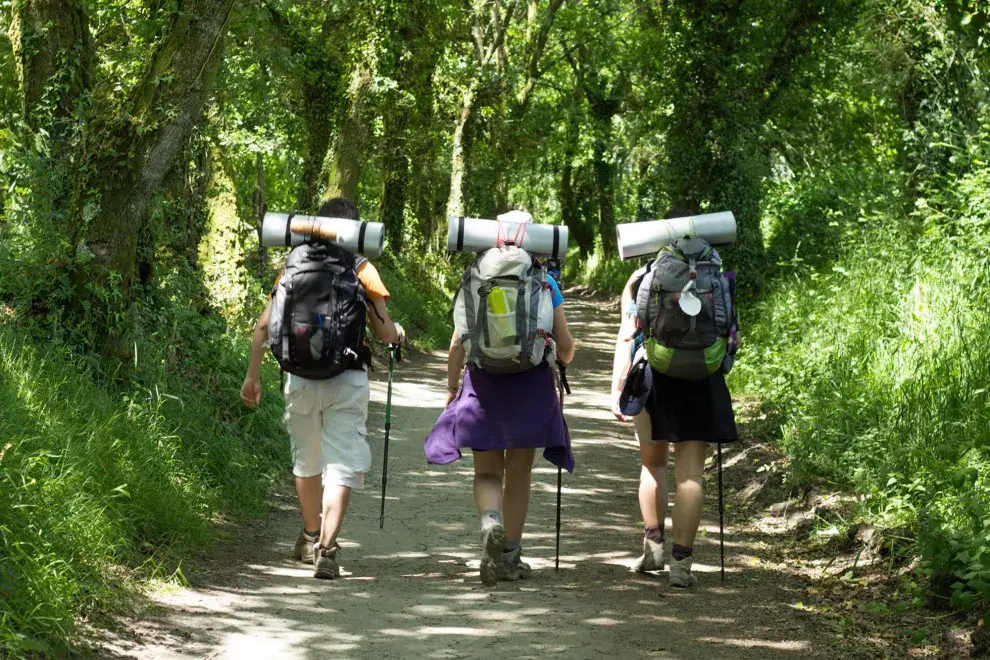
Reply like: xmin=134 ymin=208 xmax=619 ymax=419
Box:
xmin=610 ymin=207 xmax=738 ymax=588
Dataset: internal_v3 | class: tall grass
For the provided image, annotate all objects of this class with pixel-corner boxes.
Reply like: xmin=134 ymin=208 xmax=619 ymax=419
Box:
xmin=731 ymin=170 xmax=990 ymax=609
xmin=0 ymin=319 xmax=287 ymax=655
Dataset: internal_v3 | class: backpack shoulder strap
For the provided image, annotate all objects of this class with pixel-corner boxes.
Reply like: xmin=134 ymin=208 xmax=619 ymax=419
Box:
xmin=635 ymin=260 xmax=655 ymax=332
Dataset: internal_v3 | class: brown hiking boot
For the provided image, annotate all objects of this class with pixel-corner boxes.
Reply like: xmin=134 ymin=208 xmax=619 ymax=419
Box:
xmin=498 ymin=546 xmax=532 ymax=581
xmin=479 ymin=523 xmax=507 ymax=587
xmin=294 ymin=529 xmax=318 ymax=563
xmin=314 ymin=544 xmax=340 ymax=580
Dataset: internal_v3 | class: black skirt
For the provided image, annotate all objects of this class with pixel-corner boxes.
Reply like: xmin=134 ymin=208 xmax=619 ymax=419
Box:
xmin=644 ymin=369 xmax=738 ymax=443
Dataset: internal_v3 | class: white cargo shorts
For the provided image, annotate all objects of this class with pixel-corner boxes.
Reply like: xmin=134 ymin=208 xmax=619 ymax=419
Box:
xmin=283 ymin=370 xmax=371 ymax=489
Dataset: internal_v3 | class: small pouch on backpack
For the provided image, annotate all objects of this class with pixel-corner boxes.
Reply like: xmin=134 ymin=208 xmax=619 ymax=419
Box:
xmin=487 ymin=285 xmax=517 ymax=349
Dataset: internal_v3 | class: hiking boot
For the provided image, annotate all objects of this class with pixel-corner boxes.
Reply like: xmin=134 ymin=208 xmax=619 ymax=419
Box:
xmin=669 ymin=555 xmax=698 ymax=588
xmin=314 ymin=544 xmax=340 ymax=580
xmin=631 ymin=537 xmax=665 ymax=573
xmin=498 ymin=546 xmax=532 ymax=582
xmin=479 ymin=523 xmax=507 ymax=587
xmin=294 ymin=529 xmax=318 ymax=564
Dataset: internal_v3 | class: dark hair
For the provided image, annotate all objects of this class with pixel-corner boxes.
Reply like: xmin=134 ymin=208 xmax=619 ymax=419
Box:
xmin=317 ymin=197 xmax=360 ymax=220
xmin=662 ymin=206 xmax=697 ymax=220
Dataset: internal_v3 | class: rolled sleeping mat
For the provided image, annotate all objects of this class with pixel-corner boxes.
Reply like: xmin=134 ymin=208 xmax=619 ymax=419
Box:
xmin=616 ymin=211 xmax=736 ymax=260
xmin=261 ymin=212 xmax=385 ymax=258
xmin=446 ymin=215 xmax=568 ymax=258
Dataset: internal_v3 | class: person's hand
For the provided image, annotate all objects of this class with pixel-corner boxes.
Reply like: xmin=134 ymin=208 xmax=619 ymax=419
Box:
xmin=444 ymin=386 xmax=458 ymax=408
xmin=611 ymin=391 xmax=628 ymax=422
xmin=393 ymin=321 xmax=406 ymax=346
xmin=241 ymin=376 xmax=262 ymax=408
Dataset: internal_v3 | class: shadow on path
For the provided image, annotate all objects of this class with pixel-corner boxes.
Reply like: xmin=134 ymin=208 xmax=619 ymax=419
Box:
xmin=104 ymin=295 xmax=841 ymax=660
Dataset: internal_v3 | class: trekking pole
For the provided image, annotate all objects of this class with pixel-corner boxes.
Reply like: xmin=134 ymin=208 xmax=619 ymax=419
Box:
xmin=556 ymin=466 xmax=562 ymax=571
xmin=554 ymin=361 xmax=570 ymax=572
xmin=379 ymin=342 xmax=401 ymax=529
xmin=718 ymin=442 xmax=725 ymax=581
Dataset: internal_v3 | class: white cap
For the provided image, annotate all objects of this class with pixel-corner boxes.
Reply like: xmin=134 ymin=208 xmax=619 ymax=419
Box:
xmin=496 ymin=210 xmax=534 ymax=224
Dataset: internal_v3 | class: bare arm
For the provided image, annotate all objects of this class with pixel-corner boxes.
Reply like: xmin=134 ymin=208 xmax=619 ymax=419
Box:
xmin=241 ymin=302 xmax=272 ymax=408
xmin=367 ymin=297 xmax=404 ymax=345
xmin=553 ymin=304 xmax=575 ymax=364
xmin=446 ymin=331 xmax=466 ymax=406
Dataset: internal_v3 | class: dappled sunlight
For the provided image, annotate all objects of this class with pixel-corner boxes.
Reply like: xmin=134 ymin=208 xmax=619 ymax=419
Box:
xmin=698 ymin=638 xmax=811 ymax=651
xmin=122 ymin=296 xmax=826 ymax=660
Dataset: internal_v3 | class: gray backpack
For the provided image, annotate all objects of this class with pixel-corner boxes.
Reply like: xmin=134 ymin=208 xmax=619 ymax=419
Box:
xmin=635 ymin=237 xmax=733 ymax=379
xmin=452 ymin=246 xmax=556 ymax=374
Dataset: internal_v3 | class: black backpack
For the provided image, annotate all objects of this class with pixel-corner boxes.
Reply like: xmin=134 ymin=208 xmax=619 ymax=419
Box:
xmin=269 ymin=243 xmax=369 ymax=379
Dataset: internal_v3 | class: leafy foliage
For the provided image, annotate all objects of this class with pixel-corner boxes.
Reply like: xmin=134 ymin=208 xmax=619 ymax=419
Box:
xmin=732 ymin=0 xmax=990 ymax=615
xmin=1 ymin=0 xmax=990 ymax=652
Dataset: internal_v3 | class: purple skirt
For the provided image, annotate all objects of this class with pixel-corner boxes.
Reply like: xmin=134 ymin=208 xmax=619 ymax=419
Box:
xmin=424 ymin=365 xmax=574 ymax=472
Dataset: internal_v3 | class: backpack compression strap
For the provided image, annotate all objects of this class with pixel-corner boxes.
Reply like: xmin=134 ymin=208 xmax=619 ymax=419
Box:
xmin=516 ymin=277 xmax=531 ymax=369
xmin=475 ymin=281 xmax=492 ymax=363
xmin=459 ymin=268 xmax=480 ymax=366
xmin=635 ymin=261 xmax=654 ymax=335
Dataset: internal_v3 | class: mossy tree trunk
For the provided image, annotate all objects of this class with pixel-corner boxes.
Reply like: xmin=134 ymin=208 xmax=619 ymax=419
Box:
xmin=9 ymin=0 xmax=93 ymax=133
xmin=325 ymin=60 xmax=373 ymax=204
xmin=13 ymin=0 xmax=240 ymax=357
xmin=378 ymin=0 xmax=447 ymax=253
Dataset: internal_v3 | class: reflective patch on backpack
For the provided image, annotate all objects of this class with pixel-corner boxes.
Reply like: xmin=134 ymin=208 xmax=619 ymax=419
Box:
xmin=645 ymin=337 xmax=726 ymax=380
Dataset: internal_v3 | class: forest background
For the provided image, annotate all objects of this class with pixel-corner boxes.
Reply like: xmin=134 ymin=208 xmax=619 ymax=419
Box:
xmin=0 ymin=0 xmax=988 ymax=654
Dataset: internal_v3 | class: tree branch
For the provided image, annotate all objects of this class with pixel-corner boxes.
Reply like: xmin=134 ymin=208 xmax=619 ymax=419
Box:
xmin=516 ymin=0 xmax=565 ymax=108
xmin=468 ymin=0 xmax=486 ymax=65
xmin=482 ymin=0 xmax=517 ymax=68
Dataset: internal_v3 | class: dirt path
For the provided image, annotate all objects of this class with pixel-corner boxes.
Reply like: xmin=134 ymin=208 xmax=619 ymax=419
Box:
xmin=109 ymin=294 xmax=828 ymax=660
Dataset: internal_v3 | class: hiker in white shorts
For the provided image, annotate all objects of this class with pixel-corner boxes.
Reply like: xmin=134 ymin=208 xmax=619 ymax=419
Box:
xmin=240 ymin=197 xmax=404 ymax=580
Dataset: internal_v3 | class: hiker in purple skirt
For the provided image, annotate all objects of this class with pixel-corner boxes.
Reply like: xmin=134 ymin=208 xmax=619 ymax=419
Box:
xmin=610 ymin=207 xmax=739 ymax=588
xmin=425 ymin=212 xmax=575 ymax=586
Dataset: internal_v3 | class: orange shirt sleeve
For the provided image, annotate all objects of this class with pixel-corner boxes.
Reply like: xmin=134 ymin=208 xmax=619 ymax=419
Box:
xmin=269 ymin=270 xmax=285 ymax=300
xmin=356 ymin=260 xmax=390 ymax=302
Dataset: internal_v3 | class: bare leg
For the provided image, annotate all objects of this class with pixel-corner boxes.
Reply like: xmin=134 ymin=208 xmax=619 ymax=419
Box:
xmin=318 ymin=484 xmax=352 ymax=549
xmin=503 ymin=449 xmax=536 ymax=542
xmin=634 ymin=412 xmax=669 ymax=529
xmin=473 ymin=450 xmax=507 ymax=586
xmin=473 ymin=450 xmax=506 ymax=515
xmin=671 ymin=441 xmax=708 ymax=548
xmin=296 ymin=475 xmax=322 ymax=532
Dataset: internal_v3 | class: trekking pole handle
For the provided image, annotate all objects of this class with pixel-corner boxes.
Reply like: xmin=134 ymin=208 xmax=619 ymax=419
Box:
xmin=556 ymin=360 xmax=571 ymax=396
xmin=390 ymin=342 xmax=402 ymax=363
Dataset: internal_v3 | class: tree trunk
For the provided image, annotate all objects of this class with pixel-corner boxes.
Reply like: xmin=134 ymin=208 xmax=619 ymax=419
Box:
xmin=559 ymin=106 xmax=593 ymax=255
xmin=378 ymin=108 xmax=410 ymax=252
xmin=592 ymin=135 xmax=617 ymax=256
xmin=297 ymin=90 xmax=334 ymax=212
xmin=408 ymin=69 xmax=444 ymax=244
xmin=252 ymin=153 xmax=269 ymax=281
xmin=325 ymin=60 xmax=373 ymax=203
xmin=160 ymin=137 xmax=211 ymax=267
xmin=80 ymin=0 xmax=235 ymax=356
xmin=377 ymin=0 xmax=446 ymax=252
xmin=486 ymin=0 xmax=564 ymax=213
xmin=9 ymin=0 xmax=93 ymax=132
xmin=446 ymin=83 xmax=476 ymax=219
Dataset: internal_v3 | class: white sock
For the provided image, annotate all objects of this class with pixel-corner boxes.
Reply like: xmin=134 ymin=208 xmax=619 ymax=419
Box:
xmin=480 ymin=509 xmax=502 ymax=531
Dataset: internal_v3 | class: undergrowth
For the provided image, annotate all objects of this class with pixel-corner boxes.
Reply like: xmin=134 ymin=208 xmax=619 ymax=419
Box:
xmin=0 ymin=262 xmax=289 ymax=655
xmin=731 ymin=162 xmax=990 ymax=613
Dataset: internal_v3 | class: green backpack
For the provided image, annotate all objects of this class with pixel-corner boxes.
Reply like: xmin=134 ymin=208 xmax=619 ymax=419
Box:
xmin=634 ymin=237 xmax=733 ymax=380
